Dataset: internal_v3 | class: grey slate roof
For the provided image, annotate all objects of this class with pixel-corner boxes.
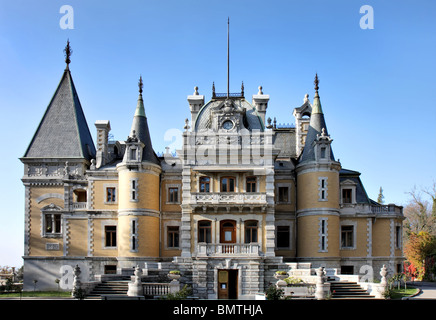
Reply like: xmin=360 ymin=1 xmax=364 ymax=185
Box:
xmin=24 ymin=69 xmax=96 ymax=160
xmin=299 ymin=94 xmax=335 ymax=163
xmin=129 ymin=94 xmax=160 ymax=165
xmin=339 ymin=168 xmax=371 ymax=204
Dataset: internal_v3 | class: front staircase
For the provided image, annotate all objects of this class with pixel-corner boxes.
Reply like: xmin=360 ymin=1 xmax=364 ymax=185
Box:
xmin=86 ymin=276 xmax=130 ymax=299
xmin=330 ymin=281 xmax=375 ymax=299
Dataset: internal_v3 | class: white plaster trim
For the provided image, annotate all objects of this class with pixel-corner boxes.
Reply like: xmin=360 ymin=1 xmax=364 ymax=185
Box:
xmin=101 ymin=220 xmax=118 ymax=250
xmin=340 ymin=220 xmax=357 ymax=250
xmin=318 ymin=177 xmax=328 ymax=201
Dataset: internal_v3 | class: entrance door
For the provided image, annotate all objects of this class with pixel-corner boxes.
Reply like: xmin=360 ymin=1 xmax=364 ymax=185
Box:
xmin=218 ymin=269 xmax=238 ymax=299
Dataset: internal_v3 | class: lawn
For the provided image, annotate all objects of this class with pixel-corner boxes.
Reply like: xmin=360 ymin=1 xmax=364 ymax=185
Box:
xmin=0 ymin=291 xmax=72 ymax=298
xmin=389 ymin=287 xmax=419 ymax=300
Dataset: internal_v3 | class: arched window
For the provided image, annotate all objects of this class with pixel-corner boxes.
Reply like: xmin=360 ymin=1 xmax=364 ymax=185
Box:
xmin=245 ymin=220 xmax=258 ymax=243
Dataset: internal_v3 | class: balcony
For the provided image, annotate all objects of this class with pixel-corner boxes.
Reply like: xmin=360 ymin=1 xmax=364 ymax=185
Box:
xmin=72 ymin=202 xmax=87 ymax=210
xmin=191 ymin=192 xmax=267 ymax=205
xmin=371 ymin=204 xmax=403 ymax=215
xmin=197 ymin=243 xmax=261 ymax=257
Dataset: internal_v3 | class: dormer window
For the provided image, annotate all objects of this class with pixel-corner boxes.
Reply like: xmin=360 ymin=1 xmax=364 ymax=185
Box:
xmin=320 ymin=147 xmax=326 ymax=159
xmin=130 ymin=148 xmax=137 ymax=161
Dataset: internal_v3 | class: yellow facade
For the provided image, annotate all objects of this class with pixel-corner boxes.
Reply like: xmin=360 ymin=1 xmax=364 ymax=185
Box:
xmin=297 ymin=214 xmax=340 ymax=258
xmin=297 ymin=171 xmax=339 ymax=210
xmin=29 ymin=186 xmax=64 ymax=257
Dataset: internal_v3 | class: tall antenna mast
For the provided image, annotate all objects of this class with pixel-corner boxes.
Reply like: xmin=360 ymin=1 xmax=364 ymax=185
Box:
xmin=227 ymin=17 xmax=230 ymax=98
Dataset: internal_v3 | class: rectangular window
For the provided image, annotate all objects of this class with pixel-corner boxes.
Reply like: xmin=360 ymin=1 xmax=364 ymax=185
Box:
xmin=104 ymin=265 xmax=117 ymax=274
xmin=277 ymin=226 xmax=290 ymax=248
xmin=396 ymin=226 xmax=401 ymax=248
xmin=130 ymin=148 xmax=137 ymax=160
xmin=45 ymin=214 xmax=62 ymax=234
xmin=130 ymin=179 xmax=138 ymax=201
xmin=341 ymin=266 xmax=354 ymax=275
xmin=341 ymin=225 xmax=354 ymax=248
xmin=278 ymin=186 xmax=289 ymax=203
xmin=200 ymin=177 xmax=210 ymax=193
xmin=245 ymin=221 xmax=258 ymax=243
xmin=221 ymin=177 xmax=235 ymax=192
xmin=319 ymin=218 xmax=328 ymax=252
xmin=342 ymin=188 xmax=352 ymax=204
xmin=168 ymin=226 xmax=180 ymax=248
xmin=320 ymin=147 xmax=326 ymax=159
xmin=105 ymin=225 xmax=117 ymax=247
xmin=319 ymin=177 xmax=328 ymax=201
xmin=198 ymin=221 xmax=212 ymax=243
xmin=168 ymin=187 xmax=179 ymax=203
xmin=246 ymin=177 xmax=256 ymax=193
xmin=106 ymin=187 xmax=116 ymax=203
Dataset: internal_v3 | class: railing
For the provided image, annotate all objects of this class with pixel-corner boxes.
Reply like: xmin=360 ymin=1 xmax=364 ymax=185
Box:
xmin=371 ymin=204 xmax=403 ymax=215
xmin=213 ymin=92 xmax=244 ymax=99
xmin=197 ymin=243 xmax=260 ymax=257
xmin=72 ymin=202 xmax=87 ymax=210
xmin=143 ymin=283 xmax=170 ymax=296
xmin=191 ymin=192 xmax=267 ymax=205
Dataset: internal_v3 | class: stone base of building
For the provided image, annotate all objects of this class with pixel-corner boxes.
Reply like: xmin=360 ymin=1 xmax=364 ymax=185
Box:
xmin=22 ymin=255 xmax=404 ymax=298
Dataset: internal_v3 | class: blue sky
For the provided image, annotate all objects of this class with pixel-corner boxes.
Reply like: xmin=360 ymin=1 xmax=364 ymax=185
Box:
xmin=0 ymin=0 xmax=435 ymax=268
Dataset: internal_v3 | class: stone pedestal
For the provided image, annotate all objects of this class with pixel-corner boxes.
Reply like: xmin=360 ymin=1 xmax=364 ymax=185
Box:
xmin=127 ymin=265 xmax=144 ymax=297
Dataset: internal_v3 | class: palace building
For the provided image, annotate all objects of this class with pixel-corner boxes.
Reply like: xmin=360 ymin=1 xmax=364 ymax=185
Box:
xmin=20 ymin=42 xmax=404 ymax=298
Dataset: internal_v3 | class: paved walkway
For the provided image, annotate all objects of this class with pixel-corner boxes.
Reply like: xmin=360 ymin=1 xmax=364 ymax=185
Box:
xmin=407 ymin=282 xmax=436 ymax=300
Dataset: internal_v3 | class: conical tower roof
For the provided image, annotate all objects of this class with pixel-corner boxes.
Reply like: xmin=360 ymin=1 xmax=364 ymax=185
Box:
xmin=128 ymin=76 xmax=160 ymax=165
xmin=299 ymin=74 xmax=335 ymax=163
xmin=23 ymin=41 xmax=95 ymax=160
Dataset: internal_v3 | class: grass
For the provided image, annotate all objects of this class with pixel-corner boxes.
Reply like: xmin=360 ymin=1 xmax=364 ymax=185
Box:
xmin=0 ymin=291 xmax=72 ymax=298
xmin=389 ymin=287 xmax=419 ymax=300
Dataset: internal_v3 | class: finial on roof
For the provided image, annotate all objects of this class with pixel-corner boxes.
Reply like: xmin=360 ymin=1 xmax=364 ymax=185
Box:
xmin=194 ymin=86 xmax=199 ymax=95
xmin=241 ymin=81 xmax=244 ymax=96
xmin=258 ymin=86 xmax=263 ymax=95
xmin=304 ymin=93 xmax=309 ymax=103
xmin=64 ymin=39 xmax=72 ymax=69
xmin=138 ymin=76 xmax=143 ymax=94
xmin=314 ymin=73 xmax=319 ymax=93
xmin=212 ymin=82 xmax=216 ymax=98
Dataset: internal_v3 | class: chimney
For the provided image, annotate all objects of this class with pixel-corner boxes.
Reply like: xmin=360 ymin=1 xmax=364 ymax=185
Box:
xmin=95 ymin=120 xmax=111 ymax=168
xmin=252 ymin=86 xmax=270 ymax=126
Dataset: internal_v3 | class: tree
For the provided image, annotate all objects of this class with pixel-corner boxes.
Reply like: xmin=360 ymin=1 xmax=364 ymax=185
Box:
xmin=403 ymin=231 xmax=436 ymax=280
xmin=377 ymin=187 xmax=385 ymax=204
xmin=403 ymin=184 xmax=436 ymax=238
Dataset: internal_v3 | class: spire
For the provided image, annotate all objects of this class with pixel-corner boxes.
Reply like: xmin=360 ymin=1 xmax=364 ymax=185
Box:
xmin=64 ymin=39 xmax=72 ymax=70
xmin=133 ymin=76 xmax=146 ymax=118
xmin=23 ymin=43 xmax=95 ymax=160
xmin=138 ymin=75 xmax=143 ymax=94
xmin=312 ymin=73 xmax=323 ymax=114
xmin=227 ymin=17 xmax=230 ymax=98
xmin=128 ymin=76 xmax=159 ymax=165
xmin=299 ymin=73 xmax=334 ymax=163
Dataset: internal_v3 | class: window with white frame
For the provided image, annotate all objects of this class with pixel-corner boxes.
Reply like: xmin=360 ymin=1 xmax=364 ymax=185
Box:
xmin=318 ymin=177 xmax=328 ymax=201
xmin=276 ymin=183 xmax=291 ymax=204
xmin=167 ymin=226 xmax=180 ymax=248
xmin=44 ymin=213 xmax=62 ymax=236
xmin=130 ymin=178 xmax=138 ymax=202
xmin=319 ymin=218 xmax=328 ymax=252
xmin=341 ymin=225 xmax=354 ymax=249
xmin=130 ymin=218 xmax=138 ymax=252
xmin=166 ymin=184 xmax=181 ymax=204
xmin=104 ymin=184 xmax=117 ymax=204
